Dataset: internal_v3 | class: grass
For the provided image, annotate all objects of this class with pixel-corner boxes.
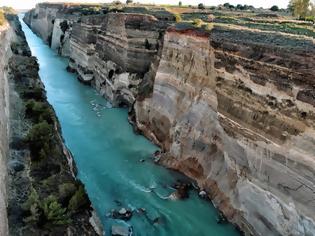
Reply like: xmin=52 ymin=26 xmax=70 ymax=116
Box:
xmin=214 ymin=15 xmax=315 ymax=38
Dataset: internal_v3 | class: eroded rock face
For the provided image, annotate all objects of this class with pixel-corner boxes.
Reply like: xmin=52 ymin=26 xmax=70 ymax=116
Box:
xmin=25 ymin=4 xmax=170 ymax=106
xmin=69 ymin=13 xmax=168 ymax=106
xmin=0 ymin=21 xmax=12 ymax=236
xmin=135 ymin=26 xmax=315 ymax=236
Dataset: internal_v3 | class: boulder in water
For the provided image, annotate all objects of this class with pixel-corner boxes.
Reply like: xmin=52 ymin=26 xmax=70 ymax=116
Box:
xmin=199 ymin=190 xmax=207 ymax=198
xmin=110 ymin=208 xmax=133 ymax=221
xmin=111 ymin=225 xmax=132 ymax=236
xmin=170 ymin=180 xmax=192 ymax=199
xmin=217 ymin=212 xmax=228 ymax=224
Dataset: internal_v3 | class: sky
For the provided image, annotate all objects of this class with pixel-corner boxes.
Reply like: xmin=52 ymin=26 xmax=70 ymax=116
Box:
xmin=0 ymin=0 xmax=290 ymax=10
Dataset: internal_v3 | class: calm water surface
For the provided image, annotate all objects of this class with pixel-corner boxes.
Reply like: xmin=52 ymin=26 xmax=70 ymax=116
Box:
xmin=20 ymin=16 xmax=240 ymax=236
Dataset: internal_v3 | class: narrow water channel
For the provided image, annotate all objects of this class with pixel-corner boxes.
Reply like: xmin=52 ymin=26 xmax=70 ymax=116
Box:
xmin=20 ymin=16 xmax=240 ymax=236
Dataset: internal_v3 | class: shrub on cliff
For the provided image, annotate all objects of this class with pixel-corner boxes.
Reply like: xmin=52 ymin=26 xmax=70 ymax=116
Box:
xmin=59 ymin=20 xmax=69 ymax=34
xmin=68 ymin=185 xmax=90 ymax=212
xmin=22 ymin=188 xmax=41 ymax=223
xmin=26 ymin=121 xmax=54 ymax=161
xmin=22 ymin=87 xmax=45 ymax=100
xmin=193 ymin=18 xmax=203 ymax=27
xmin=0 ymin=11 xmax=6 ymax=26
xmin=25 ymin=100 xmax=54 ymax=124
xmin=58 ymin=183 xmax=77 ymax=205
xmin=23 ymin=190 xmax=71 ymax=225
xmin=42 ymin=196 xmax=71 ymax=225
xmin=174 ymin=13 xmax=182 ymax=22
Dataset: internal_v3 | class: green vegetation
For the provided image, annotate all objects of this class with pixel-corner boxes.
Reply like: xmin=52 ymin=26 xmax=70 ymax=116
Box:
xmin=58 ymin=183 xmax=77 ymax=203
xmin=289 ymin=0 xmax=315 ymax=20
xmin=25 ymin=99 xmax=54 ymax=124
xmin=0 ymin=6 xmax=15 ymax=25
xmin=270 ymin=5 xmax=279 ymax=11
xmin=0 ymin=10 xmax=5 ymax=25
xmin=42 ymin=196 xmax=71 ymax=225
xmin=26 ymin=121 xmax=54 ymax=161
xmin=23 ymin=189 xmax=71 ymax=225
xmin=193 ymin=18 xmax=203 ymax=27
xmin=174 ymin=13 xmax=182 ymax=22
xmin=198 ymin=3 xmax=205 ymax=9
xmin=68 ymin=185 xmax=89 ymax=212
xmin=59 ymin=20 xmax=69 ymax=33
xmin=215 ymin=16 xmax=315 ymax=38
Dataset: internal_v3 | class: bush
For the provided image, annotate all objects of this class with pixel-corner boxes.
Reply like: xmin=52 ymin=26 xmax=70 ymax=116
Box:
xmin=42 ymin=195 xmax=71 ymax=225
xmin=23 ymin=191 xmax=71 ymax=225
xmin=26 ymin=121 xmax=53 ymax=161
xmin=25 ymin=100 xmax=54 ymax=124
xmin=198 ymin=3 xmax=205 ymax=9
xmin=58 ymin=183 xmax=77 ymax=205
xmin=193 ymin=18 xmax=203 ymax=27
xmin=22 ymin=188 xmax=40 ymax=223
xmin=0 ymin=11 xmax=6 ymax=26
xmin=22 ymin=87 xmax=44 ymax=100
xmin=59 ymin=20 xmax=69 ymax=33
xmin=270 ymin=5 xmax=279 ymax=11
xmin=205 ymin=23 xmax=214 ymax=31
xmin=174 ymin=13 xmax=182 ymax=22
xmin=305 ymin=16 xmax=315 ymax=22
xmin=68 ymin=185 xmax=89 ymax=212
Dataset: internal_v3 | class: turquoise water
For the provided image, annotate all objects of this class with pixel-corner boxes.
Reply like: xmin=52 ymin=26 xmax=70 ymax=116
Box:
xmin=20 ymin=17 xmax=240 ymax=236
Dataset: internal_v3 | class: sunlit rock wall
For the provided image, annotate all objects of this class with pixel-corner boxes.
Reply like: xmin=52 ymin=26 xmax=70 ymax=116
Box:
xmin=135 ymin=25 xmax=315 ymax=236
xmin=0 ymin=22 xmax=14 ymax=236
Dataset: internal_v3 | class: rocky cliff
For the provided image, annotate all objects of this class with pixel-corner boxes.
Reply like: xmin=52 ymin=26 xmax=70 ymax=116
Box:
xmin=135 ymin=25 xmax=315 ymax=236
xmin=24 ymin=4 xmax=315 ymax=236
xmin=0 ymin=18 xmax=12 ymax=236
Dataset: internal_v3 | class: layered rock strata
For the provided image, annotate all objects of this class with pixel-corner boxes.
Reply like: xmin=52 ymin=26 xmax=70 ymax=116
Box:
xmin=0 ymin=18 xmax=12 ymax=236
xmin=24 ymin=3 xmax=170 ymax=106
xmin=24 ymin=4 xmax=315 ymax=236
xmin=135 ymin=25 xmax=315 ymax=236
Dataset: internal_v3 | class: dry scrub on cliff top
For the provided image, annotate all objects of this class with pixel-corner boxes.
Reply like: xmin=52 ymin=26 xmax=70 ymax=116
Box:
xmin=0 ymin=11 xmax=5 ymax=25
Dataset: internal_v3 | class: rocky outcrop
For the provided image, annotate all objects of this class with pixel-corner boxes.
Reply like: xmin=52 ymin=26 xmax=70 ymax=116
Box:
xmin=0 ymin=19 xmax=12 ymax=236
xmin=24 ymin=4 xmax=315 ymax=236
xmin=135 ymin=25 xmax=315 ymax=236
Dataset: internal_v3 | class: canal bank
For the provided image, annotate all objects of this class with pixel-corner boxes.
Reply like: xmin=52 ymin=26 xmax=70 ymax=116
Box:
xmin=20 ymin=16 xmax=240 ymax=236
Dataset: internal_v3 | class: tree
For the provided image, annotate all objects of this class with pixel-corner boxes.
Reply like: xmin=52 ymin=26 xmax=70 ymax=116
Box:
xmin=270 ymin=5 xmax=279 ymax=11
xmin=26 ymin=121 xmax=53 ymax=160
xmin=223 ymin=2 xmax=230 ymax=8
xmin=179 ymin=1 xmax=182 ymax=6
xmin=198 ymin=3 xmax=205 ymax=9
xmin=289 ymin=0 xmax=311 ymax=18
xmin=126 ymin=0 xmax=133 ymax=4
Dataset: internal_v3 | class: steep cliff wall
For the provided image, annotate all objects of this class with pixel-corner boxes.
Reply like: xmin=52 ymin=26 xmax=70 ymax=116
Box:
xmin=0 ymin=23 xmax=11 ymax=236
xmin=24 ymin=4 xmax=315 ymax=236
xmin=24 ymin=3 xmax=170 ymax=106
xmin=135 ymin=25 xmax=315 ymax=236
